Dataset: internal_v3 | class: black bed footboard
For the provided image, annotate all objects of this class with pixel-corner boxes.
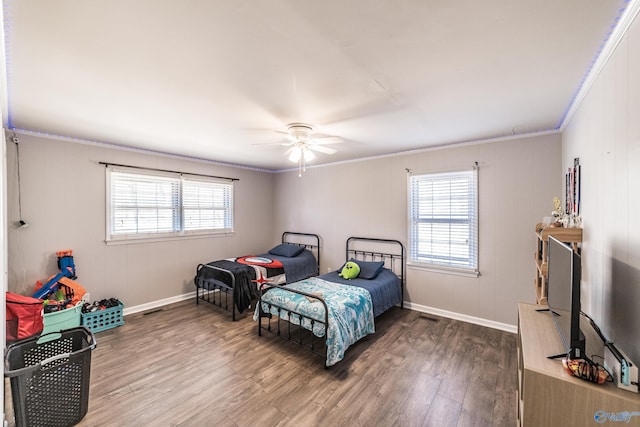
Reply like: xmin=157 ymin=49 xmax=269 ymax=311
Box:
xmin=194 ymin=264 xmax=238 ymax=321
xmin=194 ymin=231 xmax=321 ymax=322
xmin=257 ymin=285 xmax=330 ymax=367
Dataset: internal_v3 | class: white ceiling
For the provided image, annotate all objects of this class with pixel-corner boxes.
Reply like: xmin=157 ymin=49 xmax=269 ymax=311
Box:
xmin=2 ymin=1 xmax=632 ymax=170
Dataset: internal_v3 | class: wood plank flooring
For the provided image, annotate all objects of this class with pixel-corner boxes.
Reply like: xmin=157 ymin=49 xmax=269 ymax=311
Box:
xmin=5 ymin=300 xmax=517 ymax=427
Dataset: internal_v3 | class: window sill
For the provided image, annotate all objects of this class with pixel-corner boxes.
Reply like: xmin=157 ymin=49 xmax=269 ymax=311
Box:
xmin=407 ymin=262 xmax=480 ymax=278
xmin=105 ymin=231 xmax=235 ymax=246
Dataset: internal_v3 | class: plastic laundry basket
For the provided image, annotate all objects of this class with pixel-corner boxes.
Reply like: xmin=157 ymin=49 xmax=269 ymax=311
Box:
xmin=4 ymin=326 xmax=97 ymax=427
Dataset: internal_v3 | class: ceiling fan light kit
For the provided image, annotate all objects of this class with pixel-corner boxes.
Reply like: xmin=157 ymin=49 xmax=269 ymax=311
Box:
xmin=259 ymin=122 xmax=343 ymax=176
xmin=287 ymin=146 xmax=315 ymax=163
xmin=288 ymin=144 xmax=317 ymax=177
xmin=303 ymin=148 xmax=315 ymax=161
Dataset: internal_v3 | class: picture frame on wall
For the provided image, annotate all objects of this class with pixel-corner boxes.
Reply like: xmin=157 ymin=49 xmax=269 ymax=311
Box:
xmin=566 ymin=158 xmax=581 ymax=217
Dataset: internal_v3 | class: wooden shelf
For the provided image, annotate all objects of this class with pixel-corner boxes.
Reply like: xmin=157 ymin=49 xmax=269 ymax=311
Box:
xmin=517 ymin=302 xmax=640 ymax=426
xmin=534 ymin=223 xmax=582 ymax=304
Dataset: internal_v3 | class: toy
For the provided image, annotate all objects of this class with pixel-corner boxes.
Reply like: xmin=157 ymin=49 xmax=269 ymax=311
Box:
xmin=562 ymin=357 xmax=612 ymax=384
xmin=339 ymin=261 xmax=360 ymax=280
xmin=32 ymin=250 xmax=78 ymax=300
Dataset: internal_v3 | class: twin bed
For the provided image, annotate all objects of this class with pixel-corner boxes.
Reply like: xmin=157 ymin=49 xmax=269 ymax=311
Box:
xmin=194 ymin=232 xmax=320 ymax=320
xmin=256 ymin=236 xmax=404 ymax=367
xmin=194 ymin=233 xmax=405 ymax=367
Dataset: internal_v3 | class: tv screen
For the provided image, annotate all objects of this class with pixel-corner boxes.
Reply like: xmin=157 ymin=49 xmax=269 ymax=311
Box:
xmin=546 ymin=235 xmax=585 ymax=360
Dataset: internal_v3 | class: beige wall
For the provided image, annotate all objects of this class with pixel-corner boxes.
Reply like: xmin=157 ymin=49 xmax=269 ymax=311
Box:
xmin=273 ymin=133 xmax=562 ymax=329
xmin=562 ymin=12 xmax=640 ymax=363
xmin=5 ymin=131 xmax=564 ymax=330
xmin=5 ymin=132 xmax=275 ymax=309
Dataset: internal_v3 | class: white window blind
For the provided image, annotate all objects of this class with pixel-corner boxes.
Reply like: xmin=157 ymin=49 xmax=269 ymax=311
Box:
xmin=183 ymin=179 xmax=233 ymax=231
xmin=408 ymin=168 xmax=478 ymax=273
xmin=107 ymin=167 xmax=233 ymax=241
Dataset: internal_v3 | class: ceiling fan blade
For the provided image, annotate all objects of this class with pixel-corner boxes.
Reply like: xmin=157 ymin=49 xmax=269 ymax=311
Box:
xmin=275 ymin=130 xmax=298 ymax=143
xmin=252 ymin=140 xmax=291 ymax=146
xmin=311 ymin=136 xmax=343 ymax=145
xmin=308 ymin=145 xmax=337 ymax=155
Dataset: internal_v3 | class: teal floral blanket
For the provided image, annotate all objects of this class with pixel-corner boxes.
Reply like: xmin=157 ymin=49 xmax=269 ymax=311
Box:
xmin=254 ymin=277 xmax=375 ymax=366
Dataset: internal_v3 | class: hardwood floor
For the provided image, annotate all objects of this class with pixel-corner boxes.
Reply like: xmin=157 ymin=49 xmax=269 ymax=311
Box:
xmin=5 ymin=300 xmax=517 ymax=427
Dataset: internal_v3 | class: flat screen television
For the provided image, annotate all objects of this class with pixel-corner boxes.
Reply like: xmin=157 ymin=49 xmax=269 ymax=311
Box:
xmin=545 ymin=235 xmax=585 ymax=360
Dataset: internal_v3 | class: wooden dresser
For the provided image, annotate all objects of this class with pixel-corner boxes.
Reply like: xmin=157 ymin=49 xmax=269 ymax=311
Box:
xmin=517 ymin=302 xmax=640 ymax=426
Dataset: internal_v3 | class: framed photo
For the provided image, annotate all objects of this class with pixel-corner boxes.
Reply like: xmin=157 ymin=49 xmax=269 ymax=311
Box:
xmin=566 ymin=158 xmax=580 ymax=216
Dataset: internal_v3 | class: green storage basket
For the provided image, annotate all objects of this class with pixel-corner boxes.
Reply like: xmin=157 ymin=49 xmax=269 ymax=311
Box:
xmin=42 ymin=303 xmax=82 ymax=335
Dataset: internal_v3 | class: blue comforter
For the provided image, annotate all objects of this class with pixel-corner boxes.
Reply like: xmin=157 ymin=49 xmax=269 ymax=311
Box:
xmin=254 ymin=277 xmax=375 ymax=366
xmin=319 ymin=268 xmax=402 ymax=317
xmin=261 ymin=249 xmax=318 ymax=283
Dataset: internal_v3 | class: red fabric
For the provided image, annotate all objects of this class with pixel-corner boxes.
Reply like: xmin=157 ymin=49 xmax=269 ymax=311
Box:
xmin=6 ymin=292 xmax=44 ymax=342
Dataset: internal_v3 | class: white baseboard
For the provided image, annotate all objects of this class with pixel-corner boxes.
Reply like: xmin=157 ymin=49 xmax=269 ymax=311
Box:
xmin=123 ymin=291 xmax=195 ymax=316
xmin=404 ymin=301 xmax=517 ymax=334
xmin=123 ymin=293 xmax=517 ymax=334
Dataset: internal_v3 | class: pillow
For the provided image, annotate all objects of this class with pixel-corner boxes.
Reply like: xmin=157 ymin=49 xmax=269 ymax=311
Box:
xmin=339 ymin=261 xmax=360 ymax=280
xmin=268 ymin=243 xmax=305 ymax=258
xmin=351 ymin=259 xmax=385 ymax=280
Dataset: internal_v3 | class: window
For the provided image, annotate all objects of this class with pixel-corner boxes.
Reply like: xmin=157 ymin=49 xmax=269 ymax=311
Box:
xmin=107 ymin=167 xmax=233 ymax=242
xmin=408 ymin=168 xmax=478 ymax=275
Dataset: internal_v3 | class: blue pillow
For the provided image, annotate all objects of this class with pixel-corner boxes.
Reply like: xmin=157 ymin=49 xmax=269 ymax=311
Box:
xmin=349 ymin=259 xmax=385 ymax=280
xmin=268 ymin=244 xmax=305 ymax=258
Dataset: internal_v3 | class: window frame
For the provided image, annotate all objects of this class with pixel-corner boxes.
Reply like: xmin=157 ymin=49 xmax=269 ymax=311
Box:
xmin=105 ymin=166 xmax=234 ymax=244
xmin=407 ymin=167 xmax=479 ymax=277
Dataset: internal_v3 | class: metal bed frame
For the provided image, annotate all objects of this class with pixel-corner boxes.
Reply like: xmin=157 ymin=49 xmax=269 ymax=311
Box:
xmin=194 ymin=232 xmax=320 ymax=321
xmin=257 ymin=236 xmax=405 ymax=367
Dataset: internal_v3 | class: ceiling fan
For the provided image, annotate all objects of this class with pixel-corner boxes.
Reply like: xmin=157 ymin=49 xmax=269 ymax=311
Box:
xmin=259 ymin=123 xmax=343 ymax=176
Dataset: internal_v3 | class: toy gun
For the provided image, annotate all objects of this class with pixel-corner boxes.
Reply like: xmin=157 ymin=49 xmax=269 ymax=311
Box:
xmin=32 ymin=250 xmax=77 ymax=299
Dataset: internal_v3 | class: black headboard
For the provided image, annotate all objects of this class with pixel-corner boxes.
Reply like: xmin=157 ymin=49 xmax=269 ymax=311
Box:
xmin=282 ymin=232 xmax=321 ymax=272
xmin=346 ymin=236 xmax=405 ymax=306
